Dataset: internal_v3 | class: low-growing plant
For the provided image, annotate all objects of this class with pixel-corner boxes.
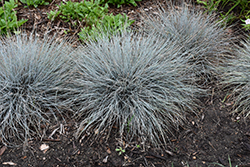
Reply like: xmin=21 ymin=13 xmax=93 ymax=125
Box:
xmin=0 ymin=0 xmax=28 ymax=35
xmin=115 ymin=147 xmax=125 ymax=155
xmin=48 ymin=0 xmax=134 ymax=42
xmin=197 ymin=0 xmax=250 ymax=26
xmin=144 ymin=4 xmax=232 ymax=84
xmin=196 ymin=0 xmax=220 ymax=14
xmin=0 ymin=33 xmax=73 ymax=146
xmin=47 ymin=0 xmax=108 ymax=25
xmin=99 ymin=0 xmax=141 ymax=8
xmin=221 ymin=39 xmax=250 ymax=118
xmin=73 ymin=31 xmax=202 ymax=146
xmin=19 ymin=0 xmax=51 ymax=8
xmin=78 ymin=13 xmax=134 ymax=41
xmin=242 ymin=17 xmax=250 ymax=31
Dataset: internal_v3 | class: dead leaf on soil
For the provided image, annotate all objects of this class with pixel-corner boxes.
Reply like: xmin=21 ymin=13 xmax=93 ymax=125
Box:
xmin=107 ymin=147 xmax=111 ymax=154
xmin=2 ymin=162 xmax=17 ymax=166
xmin=0 ymin=146 xmax=7 ymax=156
xmin=39 ymin=144 xmax=49 ymax=153
xmin=103 ymin=156 xmax=108 ymax=163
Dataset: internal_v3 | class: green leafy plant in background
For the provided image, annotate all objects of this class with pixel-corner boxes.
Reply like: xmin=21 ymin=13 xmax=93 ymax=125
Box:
xmin=78 ymin=13 xmax=134 ymax=41
xmin=99 ymin=0 xmax=141 ymax=8
xmin=47 ymin=0 xmax=108 ymax=25
xmin=241 ymin=16 xmax=250 ymax=31
xmin=0 ymin=0 xmax=28 ymax=35
xmin=197 ymin=0 xmax=250 ymax=26
xmin=47 ymin=0 xmax=134 ymax=42
xmin=196 ymin=0 xmax=221 ymax=14
xmin=19 ymin=0 xmax=51 ymax=8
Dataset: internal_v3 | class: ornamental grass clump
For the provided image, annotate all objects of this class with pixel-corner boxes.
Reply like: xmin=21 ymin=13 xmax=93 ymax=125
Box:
xmin=74 ymin=31 xmax=202 ymax=146
xmin=144 ymin=4 xmax=232 ymax=84
xmin=221 ymin=39 xmax=250 ymax=118
xmin=0 ymin=34 xmax=73 ymax=146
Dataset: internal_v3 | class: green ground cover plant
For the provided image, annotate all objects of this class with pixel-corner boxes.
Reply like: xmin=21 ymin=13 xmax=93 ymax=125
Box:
xmin=47 ymin=0 xmax=134 ymax=41
xmin=197 ymin=0 xmax=250 ymax=27
xmin=99 ymin=0 xmax=142 ymax=8
xmin=0 ymin=34 xmax=73 ymax=146
xmin=73 ymin=31 xmax=202 ymax=146
xmin=19 ymin=0 xmax=51 ymax=8
xmin=47 ymin=0 xmax=108 ymax=24
xmin=144 ymin=4 xmax=232 ymax=85
xmin=78 ymin=13 xmax=134 ymax=41
xmin=0 ymin=0 xmax=28 ymax=35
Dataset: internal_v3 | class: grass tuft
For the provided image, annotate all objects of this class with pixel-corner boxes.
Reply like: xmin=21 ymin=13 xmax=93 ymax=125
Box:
xmin=73 ymin=31 xmax=202 ymax=146
xmin=221 ymin=39 xmax=250 ymax=118
xmin=0 ymin=33 xmax=73 ymax=146
xmin=144 ymin=4 xmax=232 ymax=84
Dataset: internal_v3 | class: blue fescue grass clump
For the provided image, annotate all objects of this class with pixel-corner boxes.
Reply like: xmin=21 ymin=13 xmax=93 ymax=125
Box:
xmin=144 ymin=4 xmax=232 ymax=84
xmin=73 ymin=31 xmax=202 ymax=146
xmin=0 ymin=34 xmax=73 ymax=146
xmin=221 ymin=39 xmax=250 ymax=118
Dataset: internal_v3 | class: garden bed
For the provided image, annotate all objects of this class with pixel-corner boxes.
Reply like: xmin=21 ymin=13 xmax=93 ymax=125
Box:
xmin=0 ymin=0 xmax=249 ymax=166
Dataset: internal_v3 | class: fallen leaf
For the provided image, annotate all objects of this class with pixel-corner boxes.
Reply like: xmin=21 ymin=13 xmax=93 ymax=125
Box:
xmin=107 ymin=147 xmax=111 ymax=154
xmin=0 ymin=146 xmax=7 ymax=156
xmin=39 ymin=144 xmax=49 ymax=153
xmin=103 ymin=156 xmax=108 ymax=163
xmin=2 ymin=162 xmax=17 ymax=165
xmin=124 ymin=155 xmax=129 ymax=160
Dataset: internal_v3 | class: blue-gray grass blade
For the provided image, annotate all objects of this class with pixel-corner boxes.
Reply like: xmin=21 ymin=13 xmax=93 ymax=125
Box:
xmin=143 ymin=3 xmax=233 ymax=85
xmin=0 ymin=33 xmax=74 ymax=146
xmin=220 ymin=39 xmax=250 ymax=118
xmin=73 ymin=30 xmax=203 ymax=147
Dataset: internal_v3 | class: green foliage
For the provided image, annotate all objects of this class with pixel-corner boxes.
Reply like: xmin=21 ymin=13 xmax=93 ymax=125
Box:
xmin=196 ymin=0 xmax=220 ymax=13
xmin=197 ymin=0 xmax=250 ymax=25
xmin=0 ymin=34 xmax=73 ymax=146
xmin=115 ymin=147 xmax=125 ymax=155
xmin=78 ymin=13 xmax=134 ymax=41
xmin=74 ymin=31 xmax=202 ymax=146
xmin=241 ymin=17 xmax=250 ymax=31
xmin=0 ymin=0 xmax=28 ymax=35
xmin=99 ymin=0 xmax=141 ymax=8
xmin=47 ymin=0 xmax=108 ymax=25
xmin=19 ymin=0 xmax=51 ymax=8
xmin=47 ymin=0 xmax=134 ymax=42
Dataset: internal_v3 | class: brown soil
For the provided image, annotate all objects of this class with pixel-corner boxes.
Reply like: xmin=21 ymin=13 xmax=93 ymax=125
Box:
xmin=0 ymin=0 xmax=250 ymax=166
